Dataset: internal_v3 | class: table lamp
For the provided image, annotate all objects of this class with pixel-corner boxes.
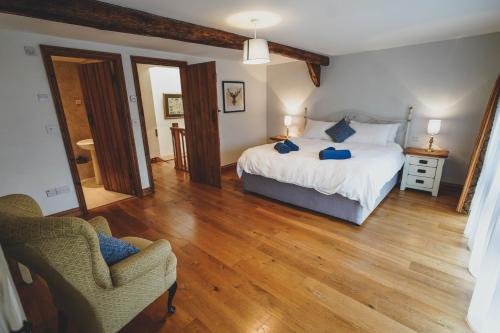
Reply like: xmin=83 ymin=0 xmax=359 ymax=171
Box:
xmin=284 ymin=115 xmax=292 ymax=138
xmin=427 ymin=119 xmax=441 ymax=152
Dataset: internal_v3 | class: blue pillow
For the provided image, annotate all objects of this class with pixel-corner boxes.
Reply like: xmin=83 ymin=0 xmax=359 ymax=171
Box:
xmin=325 ymin=119 xmax=355 ymax=142
xmin=97 ymin=232 xmax=139 ymax=265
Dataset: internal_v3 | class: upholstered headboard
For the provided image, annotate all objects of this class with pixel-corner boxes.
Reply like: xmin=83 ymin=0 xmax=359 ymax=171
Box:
xmin=304 ymin=107 xmax=413 ymax=147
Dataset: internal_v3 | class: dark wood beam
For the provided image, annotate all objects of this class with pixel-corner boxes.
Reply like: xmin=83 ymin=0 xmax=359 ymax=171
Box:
xmin=0 ymin=0 xmax=330 ymax=67
xmin=306 ymin=62 xmax=321 ymax=87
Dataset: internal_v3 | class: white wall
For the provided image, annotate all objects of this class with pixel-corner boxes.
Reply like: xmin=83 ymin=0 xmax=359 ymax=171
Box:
xmin=149 ymin=66 xmax=184 ymax=158
xmin=216 ymin=60 xmax=267 ymax=165
xmin=267 ymin=33 xmax=500 ymax=185
xmin=0 ymin=29 xmax=267 ymax=214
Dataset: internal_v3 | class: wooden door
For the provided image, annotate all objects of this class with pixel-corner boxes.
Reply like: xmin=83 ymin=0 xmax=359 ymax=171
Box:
xmin=79 ymin=61 xmax=136 ymax=195
xmin=183 ymin=61 xmax=221 ymax=188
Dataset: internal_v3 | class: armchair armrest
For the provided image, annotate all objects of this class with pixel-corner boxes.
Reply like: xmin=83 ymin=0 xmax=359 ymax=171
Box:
xmin=109 ymin=239 xmax=172 ymax=287
xmin=88 ymin=216 xmax=112 ymax=236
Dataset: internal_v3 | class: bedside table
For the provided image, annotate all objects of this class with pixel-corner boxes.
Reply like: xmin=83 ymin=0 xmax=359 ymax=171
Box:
xmin=400 ymin=147 xmax=449 ymax=196
xmin=268 ymin=135 xmax=288 ymax=142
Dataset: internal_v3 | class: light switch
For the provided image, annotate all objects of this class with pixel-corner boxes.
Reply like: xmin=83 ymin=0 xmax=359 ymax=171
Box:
xmin=24 ymin=46 xmax=36 ymax=56
xmin=37 ymin=93 xmax=49 ymax=102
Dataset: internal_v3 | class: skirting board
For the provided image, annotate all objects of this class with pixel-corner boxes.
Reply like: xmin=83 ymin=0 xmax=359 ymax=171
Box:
xmin=221 ymin=163 xmax=237 ymax=171
xmin=142 ymin=187 xmax=154 ymax=196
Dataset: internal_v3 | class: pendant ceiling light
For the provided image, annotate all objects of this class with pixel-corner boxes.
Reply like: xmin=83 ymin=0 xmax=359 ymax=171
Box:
xmin=243 ymin=19 xmax=270 ymax=65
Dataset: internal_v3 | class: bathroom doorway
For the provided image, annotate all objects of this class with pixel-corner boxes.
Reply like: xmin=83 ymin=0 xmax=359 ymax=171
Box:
xmin=41 ymin=45 xmax=142 ymax=214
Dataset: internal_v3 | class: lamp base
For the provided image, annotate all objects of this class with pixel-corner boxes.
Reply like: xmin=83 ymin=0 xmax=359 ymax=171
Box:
xmin=286 ymin=127 xmax=289 ymax=139
xmin=427 ymin=136 xmax=434 ymax=152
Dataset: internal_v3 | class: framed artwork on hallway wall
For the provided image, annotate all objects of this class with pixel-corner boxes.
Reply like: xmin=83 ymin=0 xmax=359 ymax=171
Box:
xmin=163 ymin=94 xmax=184 ymax=119
xmin=222 ymin=81 xmax=245 ymax=113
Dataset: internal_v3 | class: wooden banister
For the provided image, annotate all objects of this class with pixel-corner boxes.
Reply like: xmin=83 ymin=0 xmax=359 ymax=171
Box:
xmin=170 ymin=123 xmax=188 ymax=172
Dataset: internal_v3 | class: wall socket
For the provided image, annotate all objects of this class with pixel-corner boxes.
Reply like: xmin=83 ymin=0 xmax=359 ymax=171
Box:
xmin=46 ymin=185 xmax=71 ymax=197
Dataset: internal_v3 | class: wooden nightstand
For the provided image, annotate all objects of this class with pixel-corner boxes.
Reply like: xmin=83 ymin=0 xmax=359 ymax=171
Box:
xmin=400 ymin=147 xmax=449 ymax=196
xmin=268 ymin=135 xmax=288 ymax=142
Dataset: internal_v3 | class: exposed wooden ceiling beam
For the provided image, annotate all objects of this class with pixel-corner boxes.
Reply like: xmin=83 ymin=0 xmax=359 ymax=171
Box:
xmin=306 ymin=62 xmax=321 ymax=87
xmin=0 ymin=0 xmax=330 ymax=67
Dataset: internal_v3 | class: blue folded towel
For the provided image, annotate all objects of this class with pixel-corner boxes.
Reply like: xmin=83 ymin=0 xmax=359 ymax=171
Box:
xmin=274 ymin=142 xmax=291 ymax=154
xmin=319 ymin=149 xmax=351 ymax=160
xmin=284 ymin=139 xmax=299 ymax=151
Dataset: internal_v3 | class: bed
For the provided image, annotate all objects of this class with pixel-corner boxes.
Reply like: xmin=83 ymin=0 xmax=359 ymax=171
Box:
xmin=237 ymin=110 xmax=413 ymax=225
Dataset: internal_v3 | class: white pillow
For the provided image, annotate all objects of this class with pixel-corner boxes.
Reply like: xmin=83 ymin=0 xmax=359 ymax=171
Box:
xmin=386 ymin=123 xmax=401 ymax=144
xmin=303 ymin=119 xmax=336 ymax=140
xmin=346 ymin=121 xmax=395 ymax=146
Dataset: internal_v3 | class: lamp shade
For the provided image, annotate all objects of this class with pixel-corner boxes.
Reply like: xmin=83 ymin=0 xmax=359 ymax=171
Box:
xmin=243 ymin=38 xmax=270 ymax=64
xmin=427 ymin=119 xmax=441 ymax=135
xmin=284 ymin=115 xmax=292 ymax=127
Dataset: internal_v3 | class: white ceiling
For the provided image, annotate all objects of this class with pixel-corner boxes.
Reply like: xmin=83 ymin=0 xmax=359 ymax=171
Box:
xmin=103 ymin=0 xmax=500 ymax=55
xmin=1 ymin=0 xmax=499 ymax=63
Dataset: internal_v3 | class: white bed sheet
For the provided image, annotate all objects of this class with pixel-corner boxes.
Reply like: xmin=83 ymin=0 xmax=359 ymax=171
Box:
xmin=237 ymin=138 xmax=404 ymax=210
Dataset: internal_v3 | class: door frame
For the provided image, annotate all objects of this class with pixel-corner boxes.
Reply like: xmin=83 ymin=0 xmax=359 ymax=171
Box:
xmin=40 ymin=45 xmax=143 ymax=215
xmin=130 ymin=56 xmax=188 ymax=194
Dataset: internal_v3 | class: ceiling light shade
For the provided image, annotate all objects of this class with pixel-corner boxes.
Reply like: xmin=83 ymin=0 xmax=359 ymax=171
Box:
xmin=243 ymin=38 xmax=270 ymax=64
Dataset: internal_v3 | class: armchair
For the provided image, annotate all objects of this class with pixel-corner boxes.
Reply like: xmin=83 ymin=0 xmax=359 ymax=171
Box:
xmin=0 ymin=194 xmax=177 ymax=333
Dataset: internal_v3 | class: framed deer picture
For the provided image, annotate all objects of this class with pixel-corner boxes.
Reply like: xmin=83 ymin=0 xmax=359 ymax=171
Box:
xmin=222 ymin=81 xmax=245 ymax=113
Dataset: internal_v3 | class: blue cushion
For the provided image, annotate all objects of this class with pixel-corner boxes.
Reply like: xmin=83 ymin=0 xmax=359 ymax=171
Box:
xmin=274 ymin=142 xmax=291 ymax=154
xmin=319 ymin=149 xmax=351 ymax=160
xmin=283 ymin=139 xmax=299 ymax=151
xmin=325 ymin=119 xmax=355 ymax=142
xmin=97 ymin=232 xmax=140 ymax=265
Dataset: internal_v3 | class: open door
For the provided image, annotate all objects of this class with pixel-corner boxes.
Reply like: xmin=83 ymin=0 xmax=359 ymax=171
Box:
xmin=183 ymin=61 xmax=221 ymax=188
xmin=79 ymin=61 xmax=136 ymax=195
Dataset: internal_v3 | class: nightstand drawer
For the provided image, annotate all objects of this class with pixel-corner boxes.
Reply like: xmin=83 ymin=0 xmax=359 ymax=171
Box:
xmin=407 ymin=175 xmax=434 ymax=189
xmin=409 ymin=156 xmax=438 ymax=167
xmin=409 ymin=165 xmax=436 ymax=178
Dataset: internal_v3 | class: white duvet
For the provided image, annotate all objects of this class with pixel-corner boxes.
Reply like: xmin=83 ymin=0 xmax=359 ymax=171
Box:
xmin=237 ymin=138 xmax=405 ymax=210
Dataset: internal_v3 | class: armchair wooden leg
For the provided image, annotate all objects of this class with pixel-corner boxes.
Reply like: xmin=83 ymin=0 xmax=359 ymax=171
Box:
xmin=167 ymin=281 xmax=177 ymax=314
xmin=58 ymin=310 xmax=68 ymax=333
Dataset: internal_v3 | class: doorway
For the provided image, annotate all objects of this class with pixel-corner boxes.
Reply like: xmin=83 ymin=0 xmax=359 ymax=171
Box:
xmin=41 ymin=46 xmax=142 ymax=214
xmin=132 ymin=59 xmax=186 ymax=173
xmin=131 ymin=56 xmax=222 ymax=190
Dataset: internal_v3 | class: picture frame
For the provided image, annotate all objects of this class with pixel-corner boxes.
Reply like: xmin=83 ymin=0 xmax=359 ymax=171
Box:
xmin=163 ymin=94 xmax=184 ymax=119
xmin=222 ymin=81 xmax=245 ymax=113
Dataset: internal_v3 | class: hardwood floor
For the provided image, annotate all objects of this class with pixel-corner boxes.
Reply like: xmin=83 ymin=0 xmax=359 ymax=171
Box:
xmin=14 ymin=163 xmax=473 ymax=333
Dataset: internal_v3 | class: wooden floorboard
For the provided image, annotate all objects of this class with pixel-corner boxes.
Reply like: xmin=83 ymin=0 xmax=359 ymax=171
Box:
xmin=13 ymin=163 xmax=473 ymax=332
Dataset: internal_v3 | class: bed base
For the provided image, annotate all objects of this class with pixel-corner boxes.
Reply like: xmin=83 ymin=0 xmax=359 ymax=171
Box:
xmin=242 ymin=172 xmax=398 ymax=225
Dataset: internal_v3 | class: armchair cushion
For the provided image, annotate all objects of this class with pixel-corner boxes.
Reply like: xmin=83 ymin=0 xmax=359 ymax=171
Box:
xmin=110 ymin=239 xmax=172 ymax=287
xmin=97 ymin=232 xmax=139 ymax=265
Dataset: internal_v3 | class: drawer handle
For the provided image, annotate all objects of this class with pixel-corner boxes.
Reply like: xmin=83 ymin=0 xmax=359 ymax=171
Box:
xmin=417 ymin=169 xmax=426 ymax=173
xmin=416 ymin=179 xmax=424 ymax=184
xmin=419 ymin=160 xmax=428 ymax=164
